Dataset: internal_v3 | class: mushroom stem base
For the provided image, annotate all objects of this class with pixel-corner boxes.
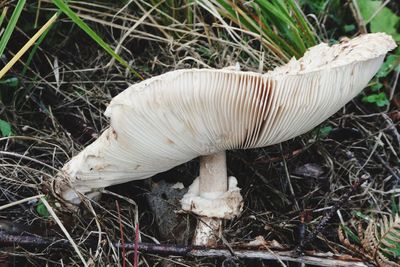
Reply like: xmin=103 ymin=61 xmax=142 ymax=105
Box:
xmin=181 ymin=176 xmax=243 ymax=218
xmin=193 ymin=217 xmax=222 ymax=246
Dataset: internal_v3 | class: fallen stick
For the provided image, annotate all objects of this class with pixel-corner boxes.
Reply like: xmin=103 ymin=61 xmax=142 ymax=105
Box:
xmin=188 ymin=249 xmax=368 ymax=267
xmin=0 ymin=231 xmax=368 ymax=267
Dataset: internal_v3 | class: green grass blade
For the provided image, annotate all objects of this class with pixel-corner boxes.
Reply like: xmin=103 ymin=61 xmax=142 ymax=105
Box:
xmin=0 ymin=0 xmax=26 ymax=57
xmin=257 ymin=14 xmax=299 ymax=58
xmin=341 ymin=225 xmax=360 ymax=244
xmin=21 ymin=11 xmax=62 ymax=76
xmin=0 ymin=13 xmax=58 ymax=80
xmin=214 ymin=0 xmax=291 ymax=61
xmin=186 ymin=0 xmax=194 ymax=25
xmin=255 ymin=0 xmax=306 ymax=55
xmin=0 ymin=7 xmax=9 ymax=31
xmin=209 ymin=0 xmax=317 ymax=62
xmin=286 ymin=0 xmax=317 ymax=47
xmin=52 ymin=0 xmax=143 ymax=80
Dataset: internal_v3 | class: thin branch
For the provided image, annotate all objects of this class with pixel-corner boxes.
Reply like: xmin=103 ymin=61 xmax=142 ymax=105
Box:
xmin=115 ymin=200 xmax=126 ymax=267
xmin=0 ymin=231 xmax=368 ymax=267
xmin=134 ymin=223 xmax=139 ymax=267
xmin=349 ymin=0 xmax=367 ymax=34
xmin=0 ymin=194 xmax=44 ymax=211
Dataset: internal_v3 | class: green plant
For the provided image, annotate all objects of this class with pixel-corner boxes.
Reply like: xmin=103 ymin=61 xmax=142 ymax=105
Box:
xmin=339 ymin=206 xmax=400 ymax=267
xmin=0 ymin=1 xmax=142 ymax=80
xmin=0 ymin=1 xmax=24 ymax=87
xmin=21 ymin=9 xmax=63 ymax=77
xmin=0 ymin=119 xmax=12 ymax=137
xmin=354 ymin=0 xmax=400 ymax=108
xmin=199 ymin=0 xmax=318 ymax=64
xmin=317 ymin=125 xmax=333 ymax=138
xmin=356 ymin=0 xmax=400 ymax=42
xmin=362 ymin=54 xmax=400 ymax=107
xmin=150 ymin=0 xmax=195 ymax=27
xmin=36 ymin=198 xmax=50 ymax=219
xmin=0 ymin=77 xmax=18 ymax=87
xmin=52 ymin=0 xmax=143 ymax=79
xmin=0 ymin=0 xmax=25 ymax=57
xmin=362 ymin=92 xmax=390 ymax=107
xmin=0 ymin=13 xmax=57 ymax=80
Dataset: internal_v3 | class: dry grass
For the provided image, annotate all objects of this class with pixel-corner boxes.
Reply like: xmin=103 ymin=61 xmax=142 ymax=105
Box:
xmin=0 ymin=1 xmax=399 ymax=266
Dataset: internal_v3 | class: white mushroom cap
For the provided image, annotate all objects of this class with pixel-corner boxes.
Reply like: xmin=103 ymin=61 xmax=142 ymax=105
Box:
xmin=56 ymin=33 xmax=396 ymax=203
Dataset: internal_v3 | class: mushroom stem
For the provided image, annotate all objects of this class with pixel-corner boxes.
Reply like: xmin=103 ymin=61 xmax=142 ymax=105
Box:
xmin=199 ymin=151 xmax=228 ymax=197
xmin=193 ymin=217 xmax=222 ymax=246
xmin=193 ymin=151 xmax=227 ymax=246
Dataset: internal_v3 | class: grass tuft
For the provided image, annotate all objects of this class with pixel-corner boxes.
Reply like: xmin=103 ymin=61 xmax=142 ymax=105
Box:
xmin=52 ymin=0 xmax=143 ymax=80
xmin=0 ymin=0 xmax=25 ymax=57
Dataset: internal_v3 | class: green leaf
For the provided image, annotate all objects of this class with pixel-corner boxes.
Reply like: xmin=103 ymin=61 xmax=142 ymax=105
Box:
xmin=0 ymin=77 xmax=19 ymax=87
xmin=370 ymin=82 xmax=382 ymax=91
xmin=52 ymin=0 xmax=143 ymax=79
xmin=22 ymin=11 xmax=62 ymax=77
xmin=36 ymin=199 xmax=50 ymax=218
xmin=353 ymin=211 xmax=371 ymax=221
xmin=370 ymin=8 xmax=400 ymax=42
xmin=341 ymin=225 xmax=360 ymax=244
xmin=362 ymin=92 xmax=389 ymax=107
xmin=377 ymin=55 xmax=400 ymax=78
xmin=377 ymin=214 xmax=400 ymax=258
xmin=356 ymin=0 xmax=380 ymax=21
xmin=318 ymin=125 xmax=333 ymax=138
xmin=356 ymin=0 xmax=400 ymax=41
xmin=383 ymin=246 xmax=400 ymax=258
xmin=0 ymin=0 xmax=26 ymax=57
xmin=344 ymin=24 xmax=356 ymax=33
xmin=0 ymin=119 xmax=12 ymax=137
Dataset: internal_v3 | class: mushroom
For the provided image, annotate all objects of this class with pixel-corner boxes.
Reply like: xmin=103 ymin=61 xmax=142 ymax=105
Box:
xmin=54 ymin=33 xmax=396 ymax=245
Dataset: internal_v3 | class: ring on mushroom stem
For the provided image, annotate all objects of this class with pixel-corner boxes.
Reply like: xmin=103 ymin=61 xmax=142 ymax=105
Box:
xmin=181 ymin=151 xmax=243 ymax=245
xmin=53 ymin=33 xmax=396 ymax=246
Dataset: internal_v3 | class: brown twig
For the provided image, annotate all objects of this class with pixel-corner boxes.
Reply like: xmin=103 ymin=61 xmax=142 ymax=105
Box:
xmin=375 ymin=154 xmax=400 ymax=184
xmin=134 ymin=223 xmax=139 ymax=267
xmin=0 ymin=231 xmax=368 ymax=267
xmin=115 ymin=200 xmax=126 ymax=267
xmin=349 ymin=0 xmax=367 ymax=34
